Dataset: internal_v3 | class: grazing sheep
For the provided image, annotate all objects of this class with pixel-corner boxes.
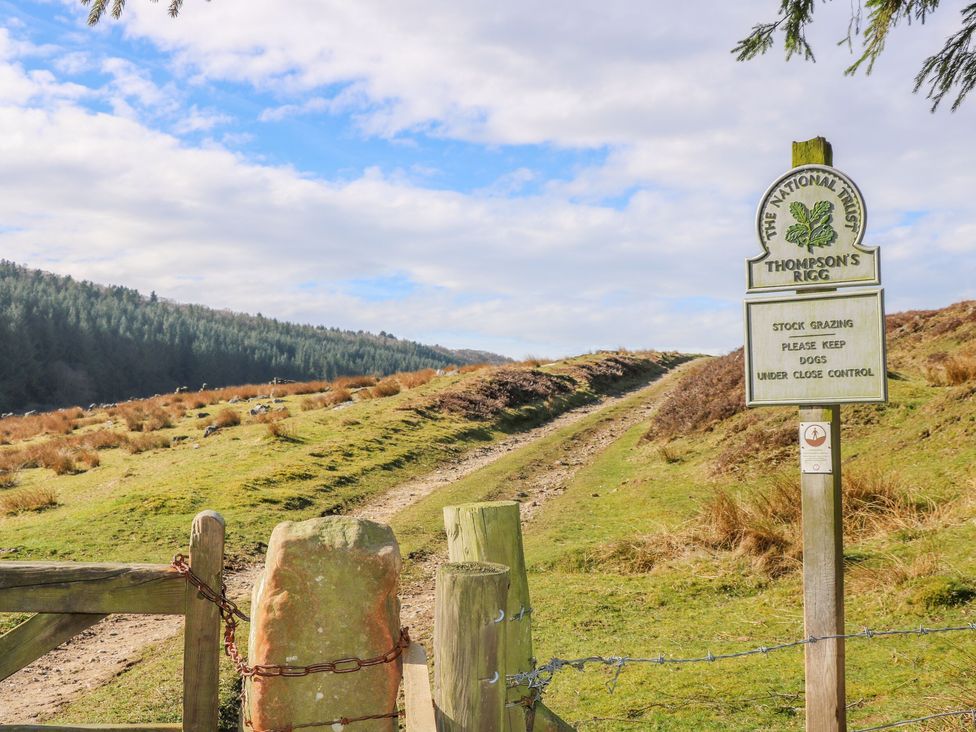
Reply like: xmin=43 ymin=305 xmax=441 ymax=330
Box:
xmin=204 ymin=425 xmax=220 ymax=438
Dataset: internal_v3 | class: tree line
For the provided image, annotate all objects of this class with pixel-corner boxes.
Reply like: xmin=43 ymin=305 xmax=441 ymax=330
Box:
xmin=0 ymin=261 xmax=494 ymax=412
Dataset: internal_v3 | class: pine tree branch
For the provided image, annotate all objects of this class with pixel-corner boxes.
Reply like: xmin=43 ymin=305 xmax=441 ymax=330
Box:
xmin=80 ymin=0 xmax=207 ymax=24
xmin=914 ymin=2 xmax=976 ymax=110
xmin=844 ymin=0 xmax=939 ymax=76
xmin=731 ymin=0 xmax=818 ymax=63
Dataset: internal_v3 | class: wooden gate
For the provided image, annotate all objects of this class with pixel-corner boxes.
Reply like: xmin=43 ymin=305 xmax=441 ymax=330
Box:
xmin=0 ymin=510 xmax=225 ymax=732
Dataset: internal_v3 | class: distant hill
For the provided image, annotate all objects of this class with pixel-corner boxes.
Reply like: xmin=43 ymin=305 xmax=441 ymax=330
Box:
xmin=0 ymin=261 xmax=508 ymax=413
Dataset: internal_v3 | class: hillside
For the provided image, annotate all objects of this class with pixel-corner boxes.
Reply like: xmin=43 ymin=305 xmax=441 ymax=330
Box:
xmin=517 ymin=301 xmax=976 ymax=730
xmin=2 ymin=302 xmax=975 ymax=731
xmin=0 ymin=261 xmax=506 ymax=414
xmin=0 ymin=349 xmax=688 ymax=725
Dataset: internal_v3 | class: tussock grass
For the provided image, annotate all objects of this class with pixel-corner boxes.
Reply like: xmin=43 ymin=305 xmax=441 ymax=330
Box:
xmin=1 ymin=486 xmax=58 ymax=515
xmin=0 ymin=468 xmax=17 ymax=488
xmin=396 ymin=368 xmax=436 ymax=389
xmin=0 ymin=407 xmax=86 ymax=444
xmin=125 ymin=434 xmax=171 ymax=454
xmin=252 ymin=408 xmax=290 ymax=424
xmin=300 ymin=388 xmax=353 ymax=411
xmin=925 ymin=351 xmax=976 ymax=386
xmin=568 ymin=470 xmax=943 ymax=578
xmin=847 ymin=552 xmax=942 ymax=594
xmin=76 ymin=449 xmax=101 ymax=469
xmin=657 ymin=444 xmax=682 ymax=464
xmin=428 ymin=367 xmax=577 ymax=420
xmin=213 ymin=409 xmax=241 ymax=429
xmin=333 ymin=375 xmax=378 ymax=389
xmin=77 ymin=429 xmax=129 ymax=451
xmin=266 ymin=422 xmax=296 ymax=441
xmin=368 ymin=377 xmax=402 ymax=399
xmin=0 ymin=428 xmax=129 ymax=477
xmin=694 ymin=470 xmax=939 ymax=576
xmin=557 ymin=533 xmax=690 ymax=575
xmin=22 ymin=443 xmax=79 ymax=475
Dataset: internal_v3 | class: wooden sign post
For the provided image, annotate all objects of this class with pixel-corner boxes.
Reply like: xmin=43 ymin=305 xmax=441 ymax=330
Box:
xmin=744 ymin=137 xmax=888 ymax=732
xmin=794 ymin=140 xmax=846 ymax=732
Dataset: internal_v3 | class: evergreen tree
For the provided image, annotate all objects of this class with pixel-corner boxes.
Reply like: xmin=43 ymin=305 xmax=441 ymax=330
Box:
xmin=0 ymin=261 xmax=503 ymax=412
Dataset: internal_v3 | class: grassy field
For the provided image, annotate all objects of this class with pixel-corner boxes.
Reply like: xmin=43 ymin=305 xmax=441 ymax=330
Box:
xmin=0 ymin=350 xmax=685 ymax=726
xmin=4 ymin=302 xmax=976 ymax=731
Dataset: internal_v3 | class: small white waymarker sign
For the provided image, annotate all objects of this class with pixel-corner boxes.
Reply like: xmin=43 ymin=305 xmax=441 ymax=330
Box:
xmin=799 ymin=421 xmax=831 ymax=474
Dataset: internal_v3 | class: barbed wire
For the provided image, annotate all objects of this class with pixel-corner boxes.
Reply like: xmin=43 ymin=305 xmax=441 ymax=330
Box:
xmin=507 ymin=622 xmax=976 ymax=693
xmin=853 ymin=708 xmax=976 ymax=731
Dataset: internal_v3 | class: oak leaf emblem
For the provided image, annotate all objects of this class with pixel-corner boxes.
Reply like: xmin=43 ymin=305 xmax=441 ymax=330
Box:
xmin=785 ymin=200 xmax=836 ymax=254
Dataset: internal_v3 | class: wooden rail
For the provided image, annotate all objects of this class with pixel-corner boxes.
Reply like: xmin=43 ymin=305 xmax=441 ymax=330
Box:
xmin=0 ymin=510 xmax=224 ymax=732
xmin=403 ymin=642 xmax=437 ymax=732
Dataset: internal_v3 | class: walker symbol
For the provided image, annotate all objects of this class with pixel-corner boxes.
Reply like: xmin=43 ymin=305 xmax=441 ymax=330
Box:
xmin=803 ymin=425 xmax=827 ymax=447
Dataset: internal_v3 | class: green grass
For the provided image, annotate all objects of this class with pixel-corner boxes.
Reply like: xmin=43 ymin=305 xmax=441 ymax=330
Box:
xmin=7 ymin=341 xmax=976 ymax=730
xmin=517 ymin=371 xmax=976 ymax=730
xmin=1 ymin=352 xmax=684 ymax=724
xmin=1 ymin=353 xmax=676 ymax=567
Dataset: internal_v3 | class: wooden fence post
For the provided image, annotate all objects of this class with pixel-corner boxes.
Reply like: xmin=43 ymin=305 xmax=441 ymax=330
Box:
xmin=434 ymin=562 xmax=509 ymax=732
xmin=182 ymin=510 xmax=225 ymax=732
xmin=793 ymin=137 xmax=846 ymax=732
xmin=245 ymin=517 xmax=402 ymax=731
xmin=444 ymin=501 xmax=573 ymax=732
xmin=444 ymin=502 xmax=532 ymax=732
xmin=799 ymin=404 xmax=845 ymax=732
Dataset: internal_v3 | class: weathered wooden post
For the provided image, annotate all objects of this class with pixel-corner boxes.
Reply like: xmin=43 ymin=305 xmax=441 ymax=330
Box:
xmin=794 ymin=134 xmax=846 ymax=732
xmin=444 ymin=502 xmax=531 ymax=732
xmin=744 ymin=137 xmax=887 ymax=732
xmin=434 ymin=561 xmax=509 ymax=732
xmin=245 ymin=517 xmax=402 ymax=731
xmin=444 ymin=501 xmax=573 ymax=732
xmin=183 ymin=509 xmax=225 ymax=732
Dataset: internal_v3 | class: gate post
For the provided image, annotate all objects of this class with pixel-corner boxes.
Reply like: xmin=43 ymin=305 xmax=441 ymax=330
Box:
xmin=183 ymin=510 xmax=225 ymax=732
xmin=434 ymin=562 xmax=509 ymax=732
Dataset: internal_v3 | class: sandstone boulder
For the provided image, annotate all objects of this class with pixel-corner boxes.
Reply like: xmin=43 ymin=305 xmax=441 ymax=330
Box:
xmin=246 ymin=517 xmax=402 ymax=731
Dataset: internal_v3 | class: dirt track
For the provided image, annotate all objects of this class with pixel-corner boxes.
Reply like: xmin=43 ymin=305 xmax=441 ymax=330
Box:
xmin=0 ymin=368 xmax=682 ymax=723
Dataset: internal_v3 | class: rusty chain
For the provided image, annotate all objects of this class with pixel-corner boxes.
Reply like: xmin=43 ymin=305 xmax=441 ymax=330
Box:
xmin=250 ymin=711 xmax=400 ymax=731
xmin=239 ymin=682 xmax=400 ymax=732
xmin=171 ymin=554 xmax=409 ymax=728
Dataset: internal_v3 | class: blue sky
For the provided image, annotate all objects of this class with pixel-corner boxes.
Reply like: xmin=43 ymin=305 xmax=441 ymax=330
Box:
xmin=0 ymin=1 xmax=974 ymax=358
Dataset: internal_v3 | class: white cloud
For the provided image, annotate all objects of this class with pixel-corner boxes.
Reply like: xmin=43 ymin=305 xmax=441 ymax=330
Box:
xmin=172 ymin=104 xmax=232 ymax=133
xmin=100 ymin=56 xmax=180 ymax=116
xmin=258 ymin=96 xmax=331 ymax=122
xmin=0 ymin=5 xmax=974 ymax=357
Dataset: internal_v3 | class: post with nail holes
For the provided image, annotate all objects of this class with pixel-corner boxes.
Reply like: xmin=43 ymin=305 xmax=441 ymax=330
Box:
xmin=433 ymin=561 xmax=509 ymax=732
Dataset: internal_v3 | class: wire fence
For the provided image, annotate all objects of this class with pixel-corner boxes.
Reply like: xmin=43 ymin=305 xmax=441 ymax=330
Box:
xmin=854 ymin=709 xmax=976 ymax=731
xmin=507 ymin=621 xmax=976 ymax=730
